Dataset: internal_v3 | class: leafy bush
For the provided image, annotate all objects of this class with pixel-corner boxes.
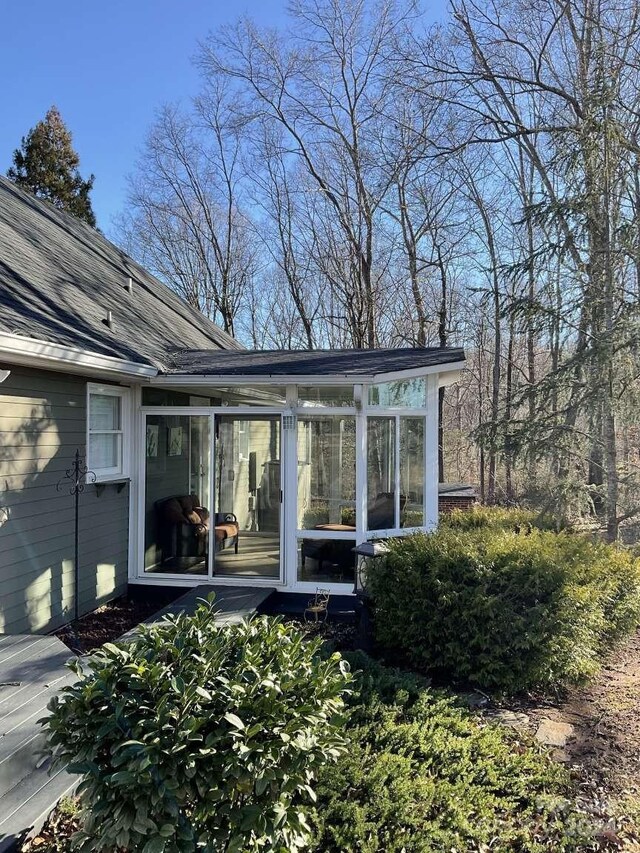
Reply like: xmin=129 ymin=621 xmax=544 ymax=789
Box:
xmin=302 ymin=501 xmax=330 ymax=528
xmin=441 ymin=504 xmax=557 ymax=532
xmin=311 ymin=653 xmax=593 ymax=852
xmin=368 ymin=518 xmax=640 ymax=693
xmin=45 ymin=599 xmax=352 ymax=853
xmin=341 ymin=506 xmax=356 ymax=526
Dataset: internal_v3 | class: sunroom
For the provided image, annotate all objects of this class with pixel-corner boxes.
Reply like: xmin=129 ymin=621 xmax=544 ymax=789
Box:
xmin=130 ymin=347 xmax=465 ymax=596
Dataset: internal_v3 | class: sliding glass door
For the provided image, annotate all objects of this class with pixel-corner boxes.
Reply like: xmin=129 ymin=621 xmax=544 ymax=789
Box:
xmin=141 ymin=412 xmax=281 ymax=581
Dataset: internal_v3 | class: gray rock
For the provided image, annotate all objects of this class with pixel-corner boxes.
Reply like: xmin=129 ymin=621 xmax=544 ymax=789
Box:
xmin=535 ymin=718 xmax=575 ymax=747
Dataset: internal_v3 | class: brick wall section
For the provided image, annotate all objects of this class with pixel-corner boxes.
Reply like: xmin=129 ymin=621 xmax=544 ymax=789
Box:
xmin=439 ymin=494 xmax=476 ymax=514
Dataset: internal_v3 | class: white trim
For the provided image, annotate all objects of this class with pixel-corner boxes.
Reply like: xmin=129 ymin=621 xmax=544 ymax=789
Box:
xmin=439 ymin=369 xmax=464 ymax=388
xmin=141 ymin=406 xmax=285 ymax=416
xmin=87 ymin=383 xmax=132 ymax=482
xmin=128 ymin=575 xmax=358 ymax=596
xmin=127 ymin=384 xmax=142 ymax=584
xmin=207 ymin=413 xmax=215 ymax=581
xmin=290 ymin=581 xmax=355 ymax=595
xmin=425 ymin=374 xmax=439 ymax=527
xmin=130 ymin=575 xmax=285 ymax=590
xmin=296 ymin=528 xmax=357 ymax=540
xmin=149 ymin=360 xmax=466 ymax=387
xmin=284 ymin=385 xmax=298 ymax=589
xmin=355 ymin=388 xmax=367 ymax=547
xmin=394 ymin=416 xmax=401 ymax=528
xmin=0 ymin=331 xmax=158 ymax=380
xmin=373 ymin=361 xmax=467 ymax=384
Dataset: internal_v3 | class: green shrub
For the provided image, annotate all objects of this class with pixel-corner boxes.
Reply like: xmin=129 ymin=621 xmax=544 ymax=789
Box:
xmin=45 ymin=599 xmax=352 ymax=853
xmin=341 ymin=506 xmax=356 ymax=526
xmin=441 ymin=504 xmax=557 ymax=532
xmin=368 ymin=519 xmax=640 ymax=693
xmin=302 ymin=501 xmax=330 ymax=528
xmin=311 ymin=653 xmax=593 ymax=852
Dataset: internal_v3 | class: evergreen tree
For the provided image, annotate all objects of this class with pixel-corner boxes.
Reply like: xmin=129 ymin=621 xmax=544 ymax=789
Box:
xmin=7 ymin=106 xmax=96 ymax=227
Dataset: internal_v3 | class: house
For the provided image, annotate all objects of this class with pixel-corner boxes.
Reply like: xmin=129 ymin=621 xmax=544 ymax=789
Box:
xmin=0 ymin=176 xmax=466 ymax=635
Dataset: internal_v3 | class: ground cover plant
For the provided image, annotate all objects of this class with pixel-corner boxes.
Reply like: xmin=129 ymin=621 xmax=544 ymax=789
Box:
xmin=368 ymin=509 xmax=640 ymax=693
xmin=311 ymin=653 xmax=594 ymax=852
xmin=44 ymin=598 xmax=351 ymax=853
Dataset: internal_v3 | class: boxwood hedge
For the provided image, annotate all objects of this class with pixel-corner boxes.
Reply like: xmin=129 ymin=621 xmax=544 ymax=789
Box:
xmin=367 ymin=511 xmax=640 ymax=693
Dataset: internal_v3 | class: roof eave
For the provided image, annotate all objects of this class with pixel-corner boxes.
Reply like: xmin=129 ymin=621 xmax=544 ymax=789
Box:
xmin=151 ymin=358 xmax=467 ymax=387
xmin=0 ymin=331 xmax=159 ymax=381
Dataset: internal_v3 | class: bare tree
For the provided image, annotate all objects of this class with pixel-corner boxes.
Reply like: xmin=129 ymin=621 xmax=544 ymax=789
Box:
xmin=200 ymin=0 xmax=417 ymax=346
xmin=119 ymin=89 xmax=255 ymax=336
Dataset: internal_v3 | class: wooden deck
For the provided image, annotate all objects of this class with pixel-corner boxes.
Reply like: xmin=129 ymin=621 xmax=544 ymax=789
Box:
xmin=0 ymin=585 xmax=274 ymax=851
xmin=0 ymin=635 xmax=78 ymax=852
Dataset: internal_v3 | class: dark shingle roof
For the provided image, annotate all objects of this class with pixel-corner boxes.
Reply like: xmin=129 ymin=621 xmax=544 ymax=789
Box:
xmin=168 ymin=347 xmax=465 ymax=377
xmin=0 ymin=177 xmax=241 ymax=369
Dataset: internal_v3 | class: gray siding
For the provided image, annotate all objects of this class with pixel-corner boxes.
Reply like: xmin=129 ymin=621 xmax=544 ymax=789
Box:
xmin=0 ymin=366 xmax=129 ymax=634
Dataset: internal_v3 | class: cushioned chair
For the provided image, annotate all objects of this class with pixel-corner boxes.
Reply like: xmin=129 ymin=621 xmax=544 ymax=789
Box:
xmin=155 ymin=494 xmax=239 ymax=570
xmin=367 ymin=492 xmax=408 ymax=530
xmin=213 ymin=513 xmax=240 ymax=554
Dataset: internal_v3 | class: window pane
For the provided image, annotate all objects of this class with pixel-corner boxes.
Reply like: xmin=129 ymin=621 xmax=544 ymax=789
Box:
xmin=90 ymin=433 xmax=120 ymax=470
xmin=144 ymin=415 xmax=210 ymax=575
xmin=297 ymin=386 xmax=354 ymax=408
xmin=214 ymin=416 xmax=280 ymax=580
xmin=367 ymin=417 xmax=396 ymax=530
xmin=90 ymin=393 xmax=121 ymax=430
xmin=368 ymin=378 xmax=426 ymax=407
xmin=297 ymin=538 xmax=356 ymax=584
xmin=297 ymin=417 xmax=356 ymax=529
xmin=400 ymin=417 xmax=424 ymax=527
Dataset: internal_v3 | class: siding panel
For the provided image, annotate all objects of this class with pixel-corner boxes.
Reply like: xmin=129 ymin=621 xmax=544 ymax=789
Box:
xmin=0 ymin=366 xmax=130 ymax=634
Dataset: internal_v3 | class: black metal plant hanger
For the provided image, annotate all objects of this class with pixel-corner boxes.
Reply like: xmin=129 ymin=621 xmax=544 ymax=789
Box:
xmin=57 ymin=449 xmax=96 ymax=621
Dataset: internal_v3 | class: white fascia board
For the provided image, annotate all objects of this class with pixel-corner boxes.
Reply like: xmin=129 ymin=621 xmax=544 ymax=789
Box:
xmin=0 ymin=332 xmax=158 ymax=381
xmin=438 ymin=368 xmax=465 ymax=388
xmin=150 ymin=359 xmax=467 ymax=388
xmin=150 ymin=373 xmax=370 ymax=386
xmin=371 ymin=360 xmax=467 ymax=384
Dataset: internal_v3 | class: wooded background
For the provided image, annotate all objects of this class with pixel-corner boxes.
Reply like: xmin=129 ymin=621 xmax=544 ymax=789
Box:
xmin=116 ymin=0 xmax=640 ymax=540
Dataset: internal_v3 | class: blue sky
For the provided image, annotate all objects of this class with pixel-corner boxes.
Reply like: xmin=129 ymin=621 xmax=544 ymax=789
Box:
xmin=0 ymin=1 xmax=447 ymax=235
xmin=0 ymin=0 xmax=287 ymax=232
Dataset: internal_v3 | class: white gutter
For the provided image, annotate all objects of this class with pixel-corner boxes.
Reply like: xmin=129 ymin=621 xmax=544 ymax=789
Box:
xmin=149 ymin=359 xmax=467 ymax=387
xmin=0 ymin=332 xmax=158 ymax=381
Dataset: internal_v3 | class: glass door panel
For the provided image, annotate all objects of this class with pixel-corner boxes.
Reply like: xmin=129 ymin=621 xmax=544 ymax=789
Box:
xmin=367 ymin=417 xmax=396 ymax=530
xmin=400 ymin=417 xmax=425 ymax=527
xmin=144 ymin=414 xmax=211 ymax=575
xmin=214 ymin=415 xmax=281 ymax=579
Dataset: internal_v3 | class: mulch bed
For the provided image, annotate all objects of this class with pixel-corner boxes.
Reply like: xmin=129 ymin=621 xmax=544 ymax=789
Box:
xmin=55 ymin=596 xmax=167 ymax=654
xmin=481 ymin=628 xmax=640 ymax=850
xmin=283 ymin=616 xmax=358 ymax=652
xmin=22 ymin=797 xmax=79 ymax=852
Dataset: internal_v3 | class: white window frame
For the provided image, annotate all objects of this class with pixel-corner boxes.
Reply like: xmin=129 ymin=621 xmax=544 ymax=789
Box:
xmin=87 ymin=383 xmax=131 ymax=481
xmin=237 ymin=420 xmax=250 ymax=461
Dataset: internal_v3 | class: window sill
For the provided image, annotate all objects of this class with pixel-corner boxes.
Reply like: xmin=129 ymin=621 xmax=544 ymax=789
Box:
xmin=94 ymin=477 xmax=130 ymax=496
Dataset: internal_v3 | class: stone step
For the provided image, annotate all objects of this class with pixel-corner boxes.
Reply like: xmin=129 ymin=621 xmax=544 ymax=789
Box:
xmin=0 ymin=765 xmax=77 ymax=853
